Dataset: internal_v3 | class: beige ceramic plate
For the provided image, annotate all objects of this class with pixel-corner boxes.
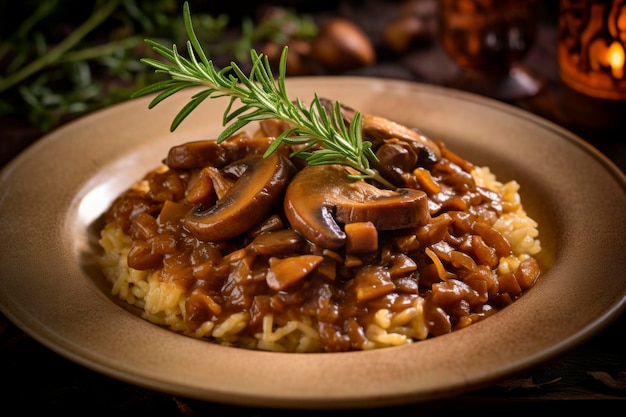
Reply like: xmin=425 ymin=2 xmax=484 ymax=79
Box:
xmin=1 ymin=77 xmax=625 ymax=409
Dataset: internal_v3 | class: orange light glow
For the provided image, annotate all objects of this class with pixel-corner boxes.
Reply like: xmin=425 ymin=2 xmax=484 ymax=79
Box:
xmin=607 ymin=41 xmax=625 ymax=78
xmin=558 ymin=0 xmax=626 ymax=99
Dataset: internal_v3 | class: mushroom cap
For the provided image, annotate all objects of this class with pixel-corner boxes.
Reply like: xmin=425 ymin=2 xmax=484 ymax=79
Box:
xmin=361 ymin=114 xmax=441 ymax=164
xmin=284 ymin=164 xmax=430 ymax=249
xmin=184 ymin=152 xmax=296 ymax=242
xmin=318 ymin=98 xmax=441 ymax=169
xmin=165 ymin=134 xmax=275 ymax=170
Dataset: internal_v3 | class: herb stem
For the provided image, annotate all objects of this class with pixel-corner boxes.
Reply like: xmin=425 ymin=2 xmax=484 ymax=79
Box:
xmin=133 ymin=1 xmax=394 ymax=189
xmin=60 ymin=36 xmax=145 ymax=63
xmin=0 ymin=0 xmax=120 ymax=94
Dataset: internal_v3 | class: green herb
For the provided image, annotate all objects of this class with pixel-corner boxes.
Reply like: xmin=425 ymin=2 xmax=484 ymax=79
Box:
xmin=132 ymin=1 xmax=393 ymax=188
xmin=0 ymin=0 xmax=183 ymax=131
xmin=1 ymin=0 xmax=314 ymax=133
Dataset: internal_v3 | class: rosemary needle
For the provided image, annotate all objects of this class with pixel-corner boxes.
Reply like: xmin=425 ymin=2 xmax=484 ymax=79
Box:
xmin=132 ymin=1 xmax=393 ymax=188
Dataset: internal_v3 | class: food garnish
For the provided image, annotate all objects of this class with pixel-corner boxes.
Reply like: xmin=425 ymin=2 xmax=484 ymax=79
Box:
xmin=132 ymin=1 xmax=393 ymax=188
xmin=98 ymin=2 xmax=542 ymax=353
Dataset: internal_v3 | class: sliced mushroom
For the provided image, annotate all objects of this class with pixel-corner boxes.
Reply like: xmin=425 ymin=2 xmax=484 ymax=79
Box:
xmin=319 ymin=98 xmax=441 ymax=165
xmin=266 ymin=255 xmax=324 ymax=291
xmin=184 ymin=152 xmax=296 ymax=242
xmin=361 ymin=113 xmax=441 ymax=165
xmin=284 ymin=164 xmax=430 ymax=249
xmin=375 ymin=139 xmax=418 ymax=175
xmin=165 ymin=133 xmax=276 ymax=170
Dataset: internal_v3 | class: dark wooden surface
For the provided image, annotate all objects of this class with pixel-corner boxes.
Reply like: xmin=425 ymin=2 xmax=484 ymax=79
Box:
xmin=1 ymin=0 xmax=625 ymax=414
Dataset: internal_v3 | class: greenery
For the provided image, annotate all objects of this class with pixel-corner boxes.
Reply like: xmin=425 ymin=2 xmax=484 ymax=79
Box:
xmin=0 ymin=0 xmax=317 ymax=132
xmin=132 ymin=2 xmax=392 ymax=188
xmin=1 ymin=0 xmax=172 ymax=131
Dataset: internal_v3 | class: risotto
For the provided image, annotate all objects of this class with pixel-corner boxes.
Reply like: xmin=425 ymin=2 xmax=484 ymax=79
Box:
xmin=98 ymin=111 xmax=541 ymax=353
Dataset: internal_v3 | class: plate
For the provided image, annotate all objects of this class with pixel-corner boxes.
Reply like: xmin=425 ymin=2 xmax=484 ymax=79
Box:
xmin=1 ymin=77 xmax=625 ymax=409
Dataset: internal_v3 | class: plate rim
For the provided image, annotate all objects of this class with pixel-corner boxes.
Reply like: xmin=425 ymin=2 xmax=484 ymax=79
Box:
xmin=1 ymin=76 xmax=625 ymax=409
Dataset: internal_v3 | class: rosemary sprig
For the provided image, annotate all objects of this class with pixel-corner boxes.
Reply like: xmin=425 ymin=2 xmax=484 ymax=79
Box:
xmin=131 ymin=1 xmax=393 ymax=188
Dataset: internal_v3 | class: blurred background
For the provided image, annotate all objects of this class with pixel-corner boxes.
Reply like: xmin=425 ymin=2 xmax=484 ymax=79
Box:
xmin=0 ymin=0 xmax=569 ymax=166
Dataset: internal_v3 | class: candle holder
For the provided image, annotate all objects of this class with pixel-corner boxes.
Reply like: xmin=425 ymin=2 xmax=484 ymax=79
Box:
xmin=557 ymin=0 xmax=626 ymax=132
xmin=438 ymin=0 xmax=544 ymax=102
xmin=558 ymin=0 xmax=626 ymax=100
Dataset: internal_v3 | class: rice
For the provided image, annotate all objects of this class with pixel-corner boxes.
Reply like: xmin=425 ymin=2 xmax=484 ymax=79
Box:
xmin=98 ymin=162 xmax=541 ymax=352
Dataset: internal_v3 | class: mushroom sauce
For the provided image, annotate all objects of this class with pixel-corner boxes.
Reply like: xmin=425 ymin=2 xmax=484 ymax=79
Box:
xmin=98 ymin=112 xmax=541 ymax=352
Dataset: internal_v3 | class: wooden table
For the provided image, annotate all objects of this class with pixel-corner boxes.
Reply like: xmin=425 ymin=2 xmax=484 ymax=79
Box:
xmin=1 ymin=0 xmax=625 ymax=413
